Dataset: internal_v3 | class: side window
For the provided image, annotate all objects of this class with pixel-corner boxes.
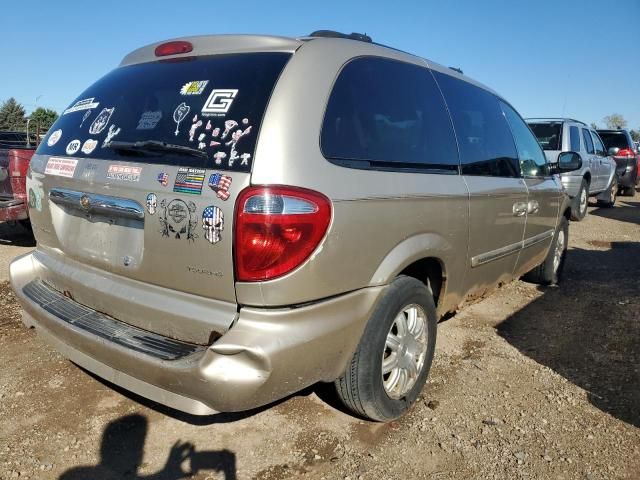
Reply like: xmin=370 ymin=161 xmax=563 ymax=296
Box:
xmin=500 ymin=101 xmax=549 ymax=177
xmin=591 ymin=131 xmax=605 ymax=156
xmin=569 ymin=126 xmax=581 ymax=152
xmin=433 ymin=71 xmax=519 ymax=177
xmin=321 ymin=57 xmax=459 ymax=171
xmin=582 ymin=128 xmax=594 ymax=154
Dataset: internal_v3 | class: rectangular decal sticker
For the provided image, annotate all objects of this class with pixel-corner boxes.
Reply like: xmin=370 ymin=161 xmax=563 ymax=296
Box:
xmin=45 ymin=157 xmax=78 ymax=178
xmin=180 ymin=80 xmax=209 ymax=95
xmin=201 ymin=89 xmax=238 ymax=116
xmin=63 ymin=98 xmax=99 ymax=115
xmin=173 ymin=167 xmax=205 ymax=195
xmin=106 ymin=165 xmax=142 ymax=182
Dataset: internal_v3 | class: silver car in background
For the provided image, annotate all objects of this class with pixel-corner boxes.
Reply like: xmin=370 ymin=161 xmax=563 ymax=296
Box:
xmin=528 ymin=118 xmax=617 ymax=219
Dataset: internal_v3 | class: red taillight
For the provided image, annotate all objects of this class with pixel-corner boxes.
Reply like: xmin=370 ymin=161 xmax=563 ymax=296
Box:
xmin=616 ymin=148 xmax=634 ymax=158
xmin=154 ymin=41 xmax=193 ymax=57
xmin=234 ymin=186 xmax=332 ymax=282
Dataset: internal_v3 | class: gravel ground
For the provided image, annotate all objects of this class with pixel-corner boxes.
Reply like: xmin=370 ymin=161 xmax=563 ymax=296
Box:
xmin=0 ymin=195 xmax=638 ymax=480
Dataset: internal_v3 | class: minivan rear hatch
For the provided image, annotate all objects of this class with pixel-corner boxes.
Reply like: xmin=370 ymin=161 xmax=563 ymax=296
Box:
xmin=29 ymin=51 xmax=291 ymax=343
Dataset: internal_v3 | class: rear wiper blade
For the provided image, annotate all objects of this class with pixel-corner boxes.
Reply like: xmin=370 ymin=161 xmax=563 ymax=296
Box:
xmin=107 ymin=140 xmax=208 ymax=159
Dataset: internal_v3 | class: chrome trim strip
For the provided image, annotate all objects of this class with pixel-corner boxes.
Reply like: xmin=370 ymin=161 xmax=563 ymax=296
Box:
xmin=522 ymin=229 xmax=554 ymax=249
xmin=471 ymin=229 xmax=555 ymax=268
xmin=49 ymin=188 xmax=144 ymax=220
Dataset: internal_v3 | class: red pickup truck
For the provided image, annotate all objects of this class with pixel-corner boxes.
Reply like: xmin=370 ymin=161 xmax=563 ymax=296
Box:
xmin=0 ymin=131 xmax=37 ymax=227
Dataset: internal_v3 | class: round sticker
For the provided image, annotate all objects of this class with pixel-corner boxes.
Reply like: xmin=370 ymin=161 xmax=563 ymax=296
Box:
xmin=81 ymin=139 xmax=98 ymax=155
xmin=66 ymin=139 xmax=81 ymax=155
xmin=47 ymin=129 xmax=62 ymax=147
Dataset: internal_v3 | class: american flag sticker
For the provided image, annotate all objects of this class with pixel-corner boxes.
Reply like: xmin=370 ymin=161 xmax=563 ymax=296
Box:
xmin=208 ymin=173 xmax=232 ymax=201
xmin=157 ymin=172 xmax=169 ymax=187
xmin=173 ymin=167 xmax=206 ymax=195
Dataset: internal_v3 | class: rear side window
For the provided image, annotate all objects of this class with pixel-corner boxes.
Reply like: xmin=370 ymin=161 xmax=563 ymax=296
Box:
xmin=582 ymin=128 xmax=594 ymax=154
xmin=528 ymin=122 xmax=562 ymax=151
xmin=569 ymin=126 xmax=581 ymax=152
xmin=433 ymin=72 xmax=519 ymax=177
xmin=591 ymin=131 xmax=605 ymax=155
xmin=36 ymin=53 xmax=291 ymax=172
xmin=321 ymin=57 xmax=459 ymax=172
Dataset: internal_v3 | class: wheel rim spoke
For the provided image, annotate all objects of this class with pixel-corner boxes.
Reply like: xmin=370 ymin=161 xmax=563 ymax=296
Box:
xmin=381 ymin=304 xmax=429 ymax=399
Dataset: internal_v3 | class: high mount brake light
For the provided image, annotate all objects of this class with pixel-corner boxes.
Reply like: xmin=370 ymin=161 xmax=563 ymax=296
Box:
xmin=234 ymin=186 xmax=332 ymax=282
xmin=154 ymin=41 xmax=193 ymax=57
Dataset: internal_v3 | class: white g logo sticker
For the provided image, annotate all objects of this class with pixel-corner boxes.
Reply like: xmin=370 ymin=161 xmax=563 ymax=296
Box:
xmin=201 ymin=89 xmax=238 ymax=115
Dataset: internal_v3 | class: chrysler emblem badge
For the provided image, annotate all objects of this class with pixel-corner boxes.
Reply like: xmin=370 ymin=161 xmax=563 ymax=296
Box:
xmin=80 ymin=195 xmax=91 ymax=210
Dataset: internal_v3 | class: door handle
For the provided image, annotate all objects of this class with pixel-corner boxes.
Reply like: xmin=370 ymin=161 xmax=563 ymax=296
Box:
xmin=527 ymin=200 xmax=539 ymax=214
xmin=512 ymin=202 xmax=527 ymax=217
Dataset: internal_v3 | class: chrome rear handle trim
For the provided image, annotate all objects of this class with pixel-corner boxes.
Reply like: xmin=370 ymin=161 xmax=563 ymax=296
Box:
xmin=49 ymin=188 xmax=144 ymax=221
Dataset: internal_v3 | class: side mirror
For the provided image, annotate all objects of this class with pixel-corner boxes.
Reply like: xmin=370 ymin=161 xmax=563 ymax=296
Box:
xmin=555 ymin=151 xmax=583 ymax=173
xmin=608 ymin=147 xmax=620 ymax=156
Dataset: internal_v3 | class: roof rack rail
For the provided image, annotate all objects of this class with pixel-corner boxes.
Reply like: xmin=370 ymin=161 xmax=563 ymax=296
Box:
xmin=525 ymin=117 xmax=587 ymax=126
xmin=308 ymin=30 xmax=372 ymax=43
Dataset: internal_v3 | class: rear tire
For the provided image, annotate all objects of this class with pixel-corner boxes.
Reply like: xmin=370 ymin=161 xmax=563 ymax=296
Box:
xmin=523 ymin=215 xmax=568 ymax=286
xmin=622 ymin=186 xmax=636 ymax=197
xmin=597 ymin=177 xmax=617 ymax=208
xmin=335 ymin=276 xmax=437 ymax=421
xmin=570 ymin=180 xmax=589 ymax=221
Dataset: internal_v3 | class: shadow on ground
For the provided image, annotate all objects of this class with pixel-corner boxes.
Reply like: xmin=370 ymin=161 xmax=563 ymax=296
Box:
xmin=58 ymin=414 xmax=237 ymax=480
xmin=590 ymin=195 xmax=640 ymax=226
xmin=497 ymin=237 xmax=640 ymax=427
xmin=0 ymin=221 xmax=35 ymax=247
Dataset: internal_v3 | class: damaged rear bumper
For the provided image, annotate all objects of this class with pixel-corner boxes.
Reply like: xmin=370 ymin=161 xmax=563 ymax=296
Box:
xmin=10 ymin=252 xmax=383 ymax=415
xmin=0 ymin=197 xmax=28 ymax=221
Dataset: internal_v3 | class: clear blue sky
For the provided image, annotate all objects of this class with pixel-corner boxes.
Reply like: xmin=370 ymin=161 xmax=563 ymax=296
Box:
xmin=3 ymin=0 xmax=639 ymax=129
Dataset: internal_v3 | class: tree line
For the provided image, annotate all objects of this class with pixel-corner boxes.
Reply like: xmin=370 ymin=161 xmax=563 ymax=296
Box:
xmin=0 ymin=97 xmax=58 ymax=133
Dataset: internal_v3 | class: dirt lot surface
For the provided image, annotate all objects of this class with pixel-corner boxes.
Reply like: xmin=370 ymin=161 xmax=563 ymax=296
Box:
xmin=0 ymin=196 xmax=639 ymax=480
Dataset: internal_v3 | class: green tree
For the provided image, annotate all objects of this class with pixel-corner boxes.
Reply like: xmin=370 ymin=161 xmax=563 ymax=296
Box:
xmin=0 ymin=97 xmax=26 ymax=131
xmin=590 ymin=122 xmax=598 ymax=130
xmin=29 ymin=107 xmax=58 ymax=132
xmin=602 ymin=113 xmax=627 ymax=130
xmin=630 ymin=129 xmax=640 ymax=142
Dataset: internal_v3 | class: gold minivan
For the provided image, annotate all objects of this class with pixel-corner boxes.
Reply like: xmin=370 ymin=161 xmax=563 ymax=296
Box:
xmin=10 ymin=31 xmax=580 ymax=421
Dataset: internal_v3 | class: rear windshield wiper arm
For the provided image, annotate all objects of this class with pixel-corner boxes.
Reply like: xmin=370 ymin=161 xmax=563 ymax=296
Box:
xmin=107 ymin=140 xmax=208 ymax=159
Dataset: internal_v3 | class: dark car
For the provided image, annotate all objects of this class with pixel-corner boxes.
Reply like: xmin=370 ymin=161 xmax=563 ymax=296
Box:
xmin=597 ymin=129 xmax=639 ymax=197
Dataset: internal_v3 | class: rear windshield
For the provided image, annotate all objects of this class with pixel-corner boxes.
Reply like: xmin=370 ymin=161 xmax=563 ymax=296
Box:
xmin=36 ymin=52 xmax=291 ymax=172
xmin=597 ymin=132 xmax=629 ymax=150
xmin=528 ymin=123 xmax=562 ymax=151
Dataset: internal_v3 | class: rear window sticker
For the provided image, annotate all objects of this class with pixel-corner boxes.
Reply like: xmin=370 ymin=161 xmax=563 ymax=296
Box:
xmin=211 ymin=127 xmax=220 ymax=137
xmin=242 ymin=118 xmax=249 ymax=125
xmin=208 ymin=173 xmax=232 ymax=201
xmin=180 ymin=80 xmax=209 ymax=96
xmin=203 ymin=205 xmax=224 ymax=244
xmin=210 ymin=141 xmax=221 ymax=147
xmin=157 ymin=172 xmax=169 ymax=187
xmin=159 ymin=198 xmax=197 ymax=241
xmin=205 ymin=120 xmax=212 ymax=130
xmin=189 ymin=120 xmax=203 ymax=142
xmin=198 ymin=142 xmax=206 ymax=150
xmin=137 ymin=111 xmax=163 ymax=130
xmin=45 ymin=157 xmax=78 ymax=178
xmin=201 ymin=89 xmax=238 ymax=117
xmin=240 ymin=153 xmax=251 ymax=166
xmin=102 ymin=125 xmax=121 ymax=147
xmin=63 ymin=97 xmax=99 ymax=115
xmin=81 ymin=139 xmax=98 ymax=155
xmin=66 ymin=139 xmax=81 ymax=155
xmin=89 ymin=107 xmax=115 ymax=135
xmin=213 ymin=152 xmax=227 ymax=165
xmin=221 ymin=120 xmax=238 ymax=139
xmin=47 ymin=129 xmax=62 ymax=147
xmin=146 ymin=193 xmax=157 ymax=215
xmin=107 ymin=164 xmax=142 ymax=182
xmin=173 ymin=103 xmax=190 ymax=136
xmin=173 ymin=167 xmax=205 ymax=195
xmin=80 ymin=110 xmax=92 ymax=128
